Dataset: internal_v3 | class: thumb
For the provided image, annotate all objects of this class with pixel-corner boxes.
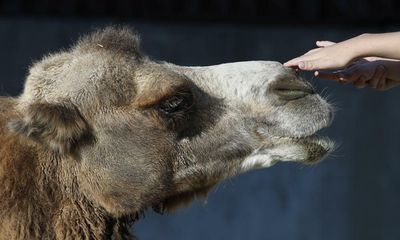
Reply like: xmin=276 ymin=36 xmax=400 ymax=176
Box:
xmin=316 ymin=41 xmax=336 ymax=48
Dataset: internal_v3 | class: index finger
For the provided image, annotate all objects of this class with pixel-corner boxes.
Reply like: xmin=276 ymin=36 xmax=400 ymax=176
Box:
xmin=283 ymin=57 xmax=301 ymax=68
xmin=284 ymin=55 xmax=310 ymax=68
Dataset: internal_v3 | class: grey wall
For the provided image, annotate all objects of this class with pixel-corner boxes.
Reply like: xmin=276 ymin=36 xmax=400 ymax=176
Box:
xmin=1 ymin=19 xmax=399 ymax=240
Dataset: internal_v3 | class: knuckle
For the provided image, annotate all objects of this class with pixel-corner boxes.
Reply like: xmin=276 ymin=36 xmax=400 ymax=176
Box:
xmin=341 ymin=71 xmax=351 ymax=78
xmin=377 ymin=65 xmax=386 ymax=74
xmin=360 ymin=76 xmax=367 ymax=82
xmin=352 ymin=69 xmax=361 ymax=75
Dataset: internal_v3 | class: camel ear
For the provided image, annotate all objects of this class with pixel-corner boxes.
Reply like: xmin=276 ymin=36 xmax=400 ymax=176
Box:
xmin=8 ymin=102 xmax=94 ymax=155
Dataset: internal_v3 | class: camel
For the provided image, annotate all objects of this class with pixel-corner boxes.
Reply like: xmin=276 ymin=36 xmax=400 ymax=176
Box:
xmin=0 ymin=26 xmax=334 ymax=239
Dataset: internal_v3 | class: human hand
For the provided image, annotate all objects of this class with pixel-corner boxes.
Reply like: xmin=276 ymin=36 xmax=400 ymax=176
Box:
xmin=315 ymin=57 xmax=400 ymax=91
xmin=284 ymin=40 xmax=356 ymax=71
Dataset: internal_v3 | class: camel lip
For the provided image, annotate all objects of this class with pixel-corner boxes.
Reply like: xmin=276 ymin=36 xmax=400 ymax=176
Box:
xmin=269 ymin=134 xmax=335 ymax=163
xmin=295 ymin=135 xmax=335 ymax=163
xmin=300 ymin=135 xmax=334 ymax=150
xmin=273 ymin=134 xmax=334 ymax=150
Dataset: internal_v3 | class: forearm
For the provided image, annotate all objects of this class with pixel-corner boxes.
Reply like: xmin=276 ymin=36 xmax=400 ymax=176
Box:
xmin=345 ymin=32 xmax=400 ymax=60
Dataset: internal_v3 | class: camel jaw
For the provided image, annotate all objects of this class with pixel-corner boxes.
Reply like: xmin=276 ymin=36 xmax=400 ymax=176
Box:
xmin=240 ymin=135 xmax=334 ymax=172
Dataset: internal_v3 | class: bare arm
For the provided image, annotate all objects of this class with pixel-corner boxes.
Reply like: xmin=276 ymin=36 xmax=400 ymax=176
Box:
xmin=284 ymin=32 xmax=400 ymax=71
xmin=352 ymin=32 xmax=400 ymax=60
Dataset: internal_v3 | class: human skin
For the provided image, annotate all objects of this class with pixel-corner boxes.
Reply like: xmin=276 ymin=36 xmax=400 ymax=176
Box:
xmin=284 ymin=33 xmax=400 ymax=90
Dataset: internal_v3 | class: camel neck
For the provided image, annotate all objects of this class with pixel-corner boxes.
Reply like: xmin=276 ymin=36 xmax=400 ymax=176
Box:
xmin=0 ymin=139 xmax=135 ymax=239
xmin=0 ymin=98 xmax=137 ymax=239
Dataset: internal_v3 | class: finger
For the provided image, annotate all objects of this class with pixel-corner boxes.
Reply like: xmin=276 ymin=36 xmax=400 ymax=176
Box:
xmin=299 ymin=61 xmax=314 ymax=70
xmin=285 ymin=57 xmax=316 ymax=70
xmin=368 ymin=66 xmax=385 ymax=89
xmin=368 ymin=76 xmax=380 ymax=89
xmin=353 ymin=73 xmax=368 ymax=88
xmin=378 ymin=72 xmax=388 ymax=89
xmin=377 ymin=75 xmax=386 ymax=90
xmin=377 ymin=68 xmax=390 ymax=91
xmin=375 ymin=71 xmax=388 ymax=91
xmin=338 ymin=77 xmax=348 ymax=84
xmin=315 ymin=68 xmax=358 ymax=81
xmin=316 ymin=41 xmax=335 ymax=47
xmin=300 ymin=58 xmax=349 ymax=71
xmin=340 ymin=67 xmax=361 ymax=83
xmin=314 ymin=71 xmax=342 ymax=80
xmin=284 ymin=56 xmax=308 ymax=67
xmin=353 ymin=78 xmax=367 ymax=89
xmin=298 ymin=60 xmax=327 ymax=71
xmin=382 ymin=79 xmax=400 ymax=91
xmin=316 ymin=69 xmax=358 ymax=84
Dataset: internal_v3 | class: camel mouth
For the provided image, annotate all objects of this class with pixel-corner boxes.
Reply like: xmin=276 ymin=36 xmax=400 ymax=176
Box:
xmin=241 ymin=132 xmax=334 ymax=172
xmin=272 ymin=133 xmax=336 ymax=164
xmin=289 ymin=135 xmax=334 ymax=164
xmin=265 ymin=112 xmax=334 ymax=164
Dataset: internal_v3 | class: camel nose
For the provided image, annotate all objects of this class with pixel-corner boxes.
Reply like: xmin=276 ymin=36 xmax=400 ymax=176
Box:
xmin=270 ymin=77 xmax=315 ymax=101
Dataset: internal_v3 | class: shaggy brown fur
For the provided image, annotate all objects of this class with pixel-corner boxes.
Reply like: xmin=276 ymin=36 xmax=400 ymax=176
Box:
xmin=0 ymin=98 xmax=136 ymax=239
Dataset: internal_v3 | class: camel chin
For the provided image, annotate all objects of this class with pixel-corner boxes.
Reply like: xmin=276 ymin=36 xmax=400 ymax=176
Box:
xmin=241 ymin=134 xmax=334 ymax=172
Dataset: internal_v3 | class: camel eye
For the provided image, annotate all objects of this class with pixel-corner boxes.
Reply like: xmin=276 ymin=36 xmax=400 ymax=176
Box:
xmin=158 ymin=90 xmax=193 ymax=115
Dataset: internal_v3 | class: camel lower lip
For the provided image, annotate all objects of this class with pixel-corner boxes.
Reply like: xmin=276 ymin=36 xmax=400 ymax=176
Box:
xmin=298 ymin=135 xmax=334 ymax=149
xmin=271 ymin=134 xmax=334 ymax=162
xmin=296 ymin=135 xmax=334 ymax=163
xmin=272 ymin=132 xmax=333 ymax=147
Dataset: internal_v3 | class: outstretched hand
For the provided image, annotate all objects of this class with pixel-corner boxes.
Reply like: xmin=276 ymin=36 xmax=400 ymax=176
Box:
xmin=315 ymin=58 xmax=400 ymax=91
xmin=284 ymin=41 xmax=355 ymax=70
xmin=285 ymin=40 xmax=400 ymax=91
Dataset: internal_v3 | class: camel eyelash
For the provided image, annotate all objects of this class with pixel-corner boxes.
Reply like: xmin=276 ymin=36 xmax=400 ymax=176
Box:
xmin=157 ymin=89 xmax=194 ymax=116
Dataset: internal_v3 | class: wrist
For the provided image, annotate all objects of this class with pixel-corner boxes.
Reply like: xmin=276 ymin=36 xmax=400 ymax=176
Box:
xmin=345 ymin=33 xmax=374 ymax=61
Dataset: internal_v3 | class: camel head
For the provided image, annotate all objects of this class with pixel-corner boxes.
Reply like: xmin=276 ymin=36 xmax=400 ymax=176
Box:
xmin=9 ymin=27 xmax=334 ymax=218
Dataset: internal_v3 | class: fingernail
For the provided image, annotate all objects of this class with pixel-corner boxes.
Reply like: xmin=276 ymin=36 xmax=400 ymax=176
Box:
xmin=299 ymin=62 xmax=305 ymax=69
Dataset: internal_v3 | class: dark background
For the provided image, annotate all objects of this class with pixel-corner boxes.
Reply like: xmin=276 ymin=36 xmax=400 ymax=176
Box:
xmin=1 ymin=1 xmax=399 ymax=240
xmin=0 ymin=0 xmax=399 ymax=25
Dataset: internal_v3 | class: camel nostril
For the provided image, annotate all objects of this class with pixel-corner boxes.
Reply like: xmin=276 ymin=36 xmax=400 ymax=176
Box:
xmin=271 ymin=77 xmax=315 ymax=101
xmin=274 ymin=87 xmax=314 ymax=100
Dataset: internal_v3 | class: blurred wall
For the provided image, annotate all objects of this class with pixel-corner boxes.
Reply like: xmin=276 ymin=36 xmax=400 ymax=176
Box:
xmin=0 ymin=0 xmax=399 ymax=25
xmin=0 ymin=19 xmax=400 ymax=240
